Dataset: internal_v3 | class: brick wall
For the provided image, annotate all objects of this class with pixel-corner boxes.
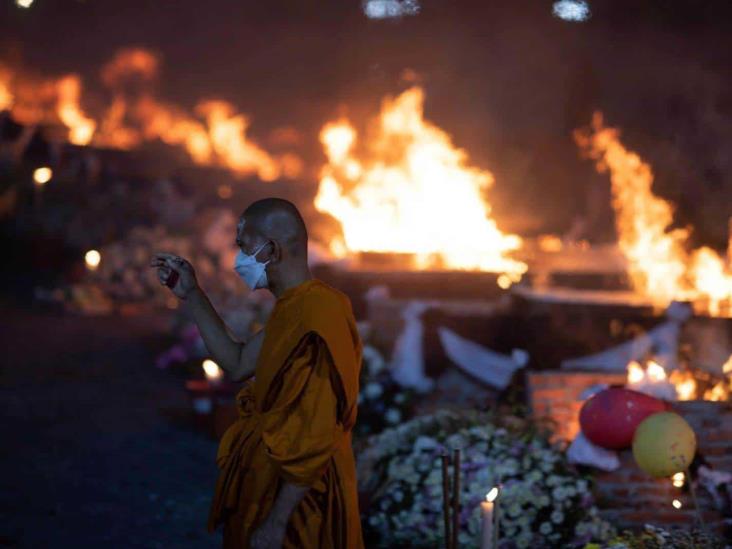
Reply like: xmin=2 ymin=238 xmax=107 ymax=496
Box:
xmin=527 ymin=371 xmax=626 ymax=443
xmin=527 ymin=371 xmax=732 ymax=534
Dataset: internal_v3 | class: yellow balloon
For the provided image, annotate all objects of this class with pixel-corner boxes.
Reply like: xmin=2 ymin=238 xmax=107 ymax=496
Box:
xmin=632 ymin=412 xmax=696 ymax=478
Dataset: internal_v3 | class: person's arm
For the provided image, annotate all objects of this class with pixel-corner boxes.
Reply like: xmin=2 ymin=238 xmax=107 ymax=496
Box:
xmin=150 ymin=252 xmax=262 ymax=381
xmin=185 ymin=287 xmax=264 ymax=381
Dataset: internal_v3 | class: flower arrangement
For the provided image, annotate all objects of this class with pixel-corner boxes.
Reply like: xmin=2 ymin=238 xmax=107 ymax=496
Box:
xmin=358 ymin=409 xmax=615 ymax=548
xmin=584 ymin=524 xmax=727 ymax=549
xmin=354 ymin=343 xmax=416 ymax=438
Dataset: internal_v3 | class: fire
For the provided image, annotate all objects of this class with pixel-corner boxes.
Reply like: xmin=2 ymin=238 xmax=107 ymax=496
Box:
xmin=56 ymin=75 xmax=96 ymax=145
xmin=669 ymin=370 xmax=697 ymax=401
xmin=314 ymin=87 xmax=526 ymax=278
xmin=0 ymin=49 xmax=300 ymax=180
xmin=575 ymin=113 xmax=732 ymax=316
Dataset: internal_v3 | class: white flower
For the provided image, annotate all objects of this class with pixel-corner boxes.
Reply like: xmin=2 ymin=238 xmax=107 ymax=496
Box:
xmin=364 ymin=382 xmax=383 ymax=399
xmin=385 ymin=407 xmax=402 ymax=424
xmin=539 ymin=522 xmax=553 ymax=535
xmin=414 ymin=435 xmax=438 ymax=452
xmin=516 ymin=532 xmax=533 ymax=548
xmin=550 ymin=509 xmax=564 ymax=524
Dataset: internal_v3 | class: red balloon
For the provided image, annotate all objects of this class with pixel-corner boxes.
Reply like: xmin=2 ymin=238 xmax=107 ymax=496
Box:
xmin=579 ymin=387 xmax=669 ymax=450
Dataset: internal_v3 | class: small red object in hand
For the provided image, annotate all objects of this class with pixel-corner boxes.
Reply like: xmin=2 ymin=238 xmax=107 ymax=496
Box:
xmin=165 ymin=269 xmax=179 ymax=288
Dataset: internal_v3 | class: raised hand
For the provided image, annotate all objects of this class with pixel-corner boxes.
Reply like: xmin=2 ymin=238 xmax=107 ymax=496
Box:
xmin=149 ymin=252 xmax=199 ymax=300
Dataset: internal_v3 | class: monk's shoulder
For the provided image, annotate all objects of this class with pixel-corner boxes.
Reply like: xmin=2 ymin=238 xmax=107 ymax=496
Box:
xmin=299 ymin=280 xmax=353 ymax=327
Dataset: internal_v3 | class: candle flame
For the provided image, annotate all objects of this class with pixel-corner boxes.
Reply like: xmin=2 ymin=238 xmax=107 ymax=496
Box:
xmin=202 ymin=359 xmax=223 ymax=381
xmin=85 ymin=249 xmax=101 ymax=270
xmin=486 ymin=487 xmax=499 ymax=502
xmin=672 ymin=472 xmax=685 ymax=488
xmin=33 ymin=167 xmax=52 ymax=185
xmin=672 ymin=499 xmax=682 ymax=509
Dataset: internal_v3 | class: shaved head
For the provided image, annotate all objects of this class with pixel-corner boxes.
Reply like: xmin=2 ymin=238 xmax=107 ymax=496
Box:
xmin=239 ymin=198 xmax=308 ymax=258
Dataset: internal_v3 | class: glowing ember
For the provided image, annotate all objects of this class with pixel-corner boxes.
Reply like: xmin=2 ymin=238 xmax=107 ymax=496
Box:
xmin=84 ymin=249 xmax=101 ymax=271
xmin=575 ymin=114 xmax=732 ymax=317
xmin=202 ymin=359 xmax=223 ymax=382
xmin=315 ymin=87 xmax=526 ymax=278
xmin=33 ymin=167 xmax=52 ymax=185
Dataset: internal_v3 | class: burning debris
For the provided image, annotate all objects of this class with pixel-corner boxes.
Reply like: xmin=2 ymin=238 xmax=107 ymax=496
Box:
xmin=314 ymin=86 xmax=527 ymax=281
xmin=575 ymin=113 xmax=732 ymax=317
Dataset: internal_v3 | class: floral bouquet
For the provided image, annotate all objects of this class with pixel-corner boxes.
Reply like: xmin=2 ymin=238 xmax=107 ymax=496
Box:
xmin=359 ymin=409 xmax=615 ymax=548
xmin=585 ymin=524 xmax=728 ymax=549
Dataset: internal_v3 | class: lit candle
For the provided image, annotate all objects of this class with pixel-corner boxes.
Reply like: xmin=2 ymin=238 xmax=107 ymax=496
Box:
xmin=480 ymin=487 xmax=498 ymax=549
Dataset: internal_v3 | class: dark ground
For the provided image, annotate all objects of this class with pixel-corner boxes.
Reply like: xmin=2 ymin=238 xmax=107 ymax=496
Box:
xmin=0 ymin=302 xmax=222 ymax=548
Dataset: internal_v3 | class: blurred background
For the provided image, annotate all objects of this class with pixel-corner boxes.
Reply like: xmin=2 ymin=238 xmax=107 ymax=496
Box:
xmin=1 ymin=1 xmax=730 ymax=547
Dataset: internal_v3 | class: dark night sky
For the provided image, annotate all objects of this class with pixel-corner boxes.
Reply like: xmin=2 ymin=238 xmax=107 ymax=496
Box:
xmin=1 ymin=0 xmax=731 ymax=242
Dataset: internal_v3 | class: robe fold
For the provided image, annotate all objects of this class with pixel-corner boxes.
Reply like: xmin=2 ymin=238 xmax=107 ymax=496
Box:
xmin=208 ymin=279 xmax=363 ymax=549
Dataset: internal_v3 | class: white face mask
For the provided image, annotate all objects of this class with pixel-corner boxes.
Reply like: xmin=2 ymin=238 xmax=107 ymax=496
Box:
xmin=234 ymin=241 xmax=270 ymax=290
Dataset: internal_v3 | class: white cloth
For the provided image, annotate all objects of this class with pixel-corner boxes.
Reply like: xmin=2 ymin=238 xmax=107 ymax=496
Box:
xmin=437 ymin=326 xmax=529 ymax=390
xmin=567 ymin=432 xmax=620 ymax=471
xmin=389 ymin=301 xmax=434 ymax=393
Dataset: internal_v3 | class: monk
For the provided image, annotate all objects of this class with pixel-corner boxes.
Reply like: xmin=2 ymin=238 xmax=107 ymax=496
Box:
xmin=150 ymin=198 xmax=363 ymax=549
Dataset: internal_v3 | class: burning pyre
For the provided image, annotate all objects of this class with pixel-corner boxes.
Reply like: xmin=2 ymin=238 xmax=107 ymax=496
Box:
xmin=314 ymin=86 xmax=527 ymax=282
xmin=627 ymin=355 xmax=732 ymax=402
xmin=0 ymin=49 xmax=301 ymax=181
xmin=575 ymin=114 xmax=732 ymax=317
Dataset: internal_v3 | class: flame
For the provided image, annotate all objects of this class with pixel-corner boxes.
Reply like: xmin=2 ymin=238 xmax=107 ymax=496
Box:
xmin=315 ymin=87 xmax=526 ymax=276
xmin=56 ymin=75 xmax=96 ymax=145
xmin=575 ymin=113 xmax=732 ymax=316
xmin=646 ymin=360 xmax=667 ymax=382
xmin=202 ymin=359 xmax=223 ymax=382
xmin=704 ymin=381 xmax=728 ymax=402
xmin=486 ymin=487 xmax=499 ymax=502
xmin=85 ymin=249 xmax=101 ymax=271
xmin=669 ymin=369 xmax=697 ymax=401
xmin=723 ymin=354 xmax=732 ymax=375
xmin=0 ymin=49 xmax=300 ymax=180
xmin=197 ymin=100 xmax=280 ymax=181
xmin=0 ymin=65 xmax=13 ymax=111
xmin=33 ymin=167 xmax=52 ymax=185
xmin=627 ymin=360 xmax=645 ymax=384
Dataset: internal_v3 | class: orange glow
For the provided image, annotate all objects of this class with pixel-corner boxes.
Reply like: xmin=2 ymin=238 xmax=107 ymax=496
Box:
xmin=575 ymin=114 xmax=732 ymax=317
xmin=627 ymin=360 xmax=645 ymax=384
xmin=197 ymin=100 xmax=280 ymax=181
xmin=1 ymin=49 xmax=298 ymax=181
xmin=0 ymin=66 xmax=13 ymax=111
xmin=669 ymin=370 xmax=697 ymax=401
xmin=315 ymin=87 xmax=526 ymax=276
xmin=56 ymin=75 xmax=96 ymax=145
xmin=646 ymin=360 xmax=667 ymax=382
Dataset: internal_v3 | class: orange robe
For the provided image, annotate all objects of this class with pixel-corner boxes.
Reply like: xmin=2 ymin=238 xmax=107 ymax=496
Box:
xmin=208 ymin=279 xmax=364 ymax=549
